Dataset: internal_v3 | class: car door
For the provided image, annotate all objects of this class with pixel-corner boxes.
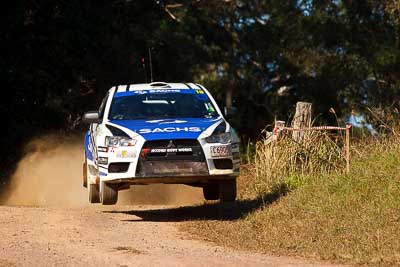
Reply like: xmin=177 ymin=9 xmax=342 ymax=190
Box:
xmin=90 ymin=93 xmax=109 ymax=166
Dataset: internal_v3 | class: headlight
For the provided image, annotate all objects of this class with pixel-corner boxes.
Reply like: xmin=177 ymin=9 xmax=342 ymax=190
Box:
xmin=105 ymin=136 xmax=137 ymax=147
xmin=205 ymin=132 xmax=232 ymax=144
xmin=205 ymin=122 xmax=231 ymax=144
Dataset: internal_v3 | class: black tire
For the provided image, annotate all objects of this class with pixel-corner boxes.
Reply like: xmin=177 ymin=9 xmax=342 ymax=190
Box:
xmin=203 ymin=184 xmax=219 ymax=200
xmin=89 ymin=183 xmax=100 ymax=203
xmin=82 ymin=162 xmax=87 ymax=188
xmin=219 ymin=179 xmax=237 ymax=202
xmin=100 ymin=181 xmax=118 ymax=205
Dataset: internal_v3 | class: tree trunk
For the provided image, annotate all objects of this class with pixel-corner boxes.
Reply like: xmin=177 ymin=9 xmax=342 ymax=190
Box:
xmin=225 ymin=84 xmax=233 ymax=110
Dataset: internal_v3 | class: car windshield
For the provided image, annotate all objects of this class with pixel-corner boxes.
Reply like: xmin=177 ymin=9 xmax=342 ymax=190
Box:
xmin=108 ymin=90 xmax=219 ymax=120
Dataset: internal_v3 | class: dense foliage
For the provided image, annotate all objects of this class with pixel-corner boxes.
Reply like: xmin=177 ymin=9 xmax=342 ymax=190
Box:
xmin=1 ymin=0 xmax=400 ymax=179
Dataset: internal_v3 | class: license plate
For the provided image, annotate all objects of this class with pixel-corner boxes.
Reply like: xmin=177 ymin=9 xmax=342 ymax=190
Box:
xmin=210 ymin=145 xmax=231 ymax=157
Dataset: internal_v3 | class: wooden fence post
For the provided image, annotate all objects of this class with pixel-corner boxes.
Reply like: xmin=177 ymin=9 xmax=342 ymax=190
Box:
xmin=292 ymin=102 xmax=312 ymax=142
xmin=273 ymin=120 xmax=285 ymax=142
xmin=345 ymin=124 xmax=351 ymax=174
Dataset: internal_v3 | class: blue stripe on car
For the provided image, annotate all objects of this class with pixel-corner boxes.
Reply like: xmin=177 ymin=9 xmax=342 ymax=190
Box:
xmin=84 ymin=131 xmax=94 ymax=161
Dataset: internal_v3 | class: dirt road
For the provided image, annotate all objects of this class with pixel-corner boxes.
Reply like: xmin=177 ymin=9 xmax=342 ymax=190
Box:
xmin=0 ymin=137 xmax=341 ymax=266
xmin=0 ymin=205 xmax=340 ymax=267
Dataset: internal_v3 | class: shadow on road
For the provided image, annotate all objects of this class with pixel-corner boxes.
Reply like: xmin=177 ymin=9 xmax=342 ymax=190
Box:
xmin=105 ymin=184 xmax=289 ymax=222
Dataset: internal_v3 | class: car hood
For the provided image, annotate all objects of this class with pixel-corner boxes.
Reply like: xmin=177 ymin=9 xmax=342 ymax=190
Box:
xmin=108 ymin=117 xmax=223 ymax=141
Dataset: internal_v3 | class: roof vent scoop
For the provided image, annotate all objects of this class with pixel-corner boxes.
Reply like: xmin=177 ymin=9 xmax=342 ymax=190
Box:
xmin=149 ymin=82 xmax=170 ymax=88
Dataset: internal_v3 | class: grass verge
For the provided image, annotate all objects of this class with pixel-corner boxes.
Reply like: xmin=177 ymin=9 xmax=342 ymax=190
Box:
xmin=182 ymin=136 xmax=400 ymax=266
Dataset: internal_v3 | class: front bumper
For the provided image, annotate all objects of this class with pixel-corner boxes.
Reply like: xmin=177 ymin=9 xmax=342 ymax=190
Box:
xmin=136 ymin=161 xmax=209 ymax=177
xmin=95 ymin=139 xmax=240 ymax=184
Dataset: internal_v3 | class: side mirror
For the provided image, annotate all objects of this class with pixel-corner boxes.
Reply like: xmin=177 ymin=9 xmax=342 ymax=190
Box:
xmin=224 ymin=106 xmax=238 ymax=119
xmin=82 ymin=111 xmax=100 ymax=124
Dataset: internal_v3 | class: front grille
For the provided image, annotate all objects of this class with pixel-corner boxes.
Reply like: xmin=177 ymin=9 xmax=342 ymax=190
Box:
xmin=136 ymin=161 xmax=208 ymax=177
xmin=139 ymin=139 xmax=205 ymax=161
xmin=136 ymin=139 xmax=208 ymax=177
xmin=142 ymin=139 xmax=199 ymax=148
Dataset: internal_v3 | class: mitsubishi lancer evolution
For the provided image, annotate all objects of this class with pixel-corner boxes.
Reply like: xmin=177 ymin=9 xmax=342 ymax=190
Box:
xmin=82 ymin=82 xmax=240 ymax=205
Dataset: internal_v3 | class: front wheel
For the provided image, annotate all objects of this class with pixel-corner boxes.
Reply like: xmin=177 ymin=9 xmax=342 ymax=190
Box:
xmin=100 ymin=181 xmax=118 ymax=205
xmin=203 ymin=184 xmax=219 ymax=200
xmin=89 ymin=183 xmax=100 ymax=203
xmin=219 ymin=179 xmax=237 ymax=202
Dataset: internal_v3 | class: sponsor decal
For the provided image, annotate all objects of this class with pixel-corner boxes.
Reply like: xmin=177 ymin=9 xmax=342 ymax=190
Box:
xmin=132 ymin=90 xmax=147 ymax=94
xmin=132 ymin=89 xmax=182 ymax=94
xmin=160 ymin=120 xmax=187 ymax=124
xmin=88 ymin=138 xmax=93 ymax=152
xmin=150 ymin=148 xmax=193 ymax=153
xmin=146 ymin=119 xmax=187 ymax=124
xmin=138 ymin=127 xmax=201 ymax=134
xmin=116 ymin=150 xmax=136 ymax=158
xmin=150 ymin=89 xmax=181 ymax=93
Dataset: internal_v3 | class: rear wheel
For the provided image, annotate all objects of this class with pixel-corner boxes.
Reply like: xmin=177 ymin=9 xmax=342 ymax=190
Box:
xmin=203 ymin=184 xmax=219 ymax=200
xmin=89 ymin=183 xmax=100 ymax=203
xmin=100 ymin=181 xmax=118 ymax=205
xmin=82 ymin=161 xmax=88 ymax=188
xmin=219 ymin=179 xmax=237 ymax=202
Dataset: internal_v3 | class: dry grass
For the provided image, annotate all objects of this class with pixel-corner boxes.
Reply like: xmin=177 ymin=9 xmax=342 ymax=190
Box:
xmin=182 ymin=132 xmax=400 ymax=266
xmin=254 ymin=130 xmax=345 ymax=194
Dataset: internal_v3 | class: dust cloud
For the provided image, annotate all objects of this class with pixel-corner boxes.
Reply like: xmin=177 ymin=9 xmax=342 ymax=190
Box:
xmin=1 ymin=135 xmax=203 ymax=207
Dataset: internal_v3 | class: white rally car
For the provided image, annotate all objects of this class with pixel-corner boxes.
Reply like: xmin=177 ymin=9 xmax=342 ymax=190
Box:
xmin=82 ymin=82 xmax=240 ymax=205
